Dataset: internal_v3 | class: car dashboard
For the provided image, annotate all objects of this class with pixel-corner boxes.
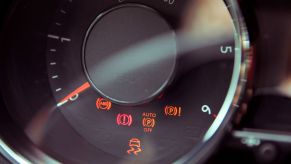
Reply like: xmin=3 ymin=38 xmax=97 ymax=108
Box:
xmin=0 ymin=0 xmax=291 ymax=163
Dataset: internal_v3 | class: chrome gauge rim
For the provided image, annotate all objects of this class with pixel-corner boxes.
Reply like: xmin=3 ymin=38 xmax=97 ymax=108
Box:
xmin=177 ymin=0 xmax=250 ymax=163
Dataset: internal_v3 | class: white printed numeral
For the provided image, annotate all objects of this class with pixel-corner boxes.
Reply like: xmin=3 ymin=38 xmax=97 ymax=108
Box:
xmin=220 ymin=46 xmax=233 ymax=54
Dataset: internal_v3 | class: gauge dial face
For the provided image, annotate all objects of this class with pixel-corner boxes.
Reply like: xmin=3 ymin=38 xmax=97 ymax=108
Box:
xmin=1 ymin=0 xmax=248 ymax=163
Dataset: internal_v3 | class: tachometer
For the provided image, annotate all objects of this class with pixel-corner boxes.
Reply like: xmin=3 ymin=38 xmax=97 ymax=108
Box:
xmin=0 ymin=0 xmax=249 ymax=163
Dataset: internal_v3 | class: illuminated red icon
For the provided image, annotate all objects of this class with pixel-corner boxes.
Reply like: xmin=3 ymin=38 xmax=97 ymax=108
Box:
xmin=96 ymin=98 xmax=112 ymax=111
xmin=127 ymin=138 xmax=142 ymax=156
xmin=117 ymin=114 xmax=133 ymax=126
xmin=164 ymin=105 xmax=182 ymax=117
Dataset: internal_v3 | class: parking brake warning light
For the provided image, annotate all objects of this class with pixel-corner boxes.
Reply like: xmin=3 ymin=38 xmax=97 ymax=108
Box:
xmin=117 ymin=114 xmax=133 ymax=126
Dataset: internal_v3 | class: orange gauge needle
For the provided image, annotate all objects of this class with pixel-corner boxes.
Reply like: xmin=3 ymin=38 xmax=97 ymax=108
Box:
xmin=57 ymin=82 xmax=91 ymax=107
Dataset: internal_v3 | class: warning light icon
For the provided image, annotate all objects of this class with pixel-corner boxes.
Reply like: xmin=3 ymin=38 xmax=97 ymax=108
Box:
xmin=127 ymin=138 xmax=142 ymax=156
xmin=142 ymin=112 xmax=156 ymax=133
xmin=117 ymin=114 xmax=133 ymax=126
xmin=142 ymin=118 xmax=155 ymax=128
xmin=164 ymin=105 xmax=182 ymax=117
xmin=96 ymin=98 xmax=112 ymax=111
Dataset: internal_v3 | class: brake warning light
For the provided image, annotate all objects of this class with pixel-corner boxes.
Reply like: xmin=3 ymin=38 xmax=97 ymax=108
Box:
xmin=96 ymin=98 xmax=112 ymax=111
xmin=127 ymin=138 xmax=142 ymax=156
xmin=164 ymin=105 xmax=182 ymax=117
xmin=117 ymin=114 xmax=133 ymax=126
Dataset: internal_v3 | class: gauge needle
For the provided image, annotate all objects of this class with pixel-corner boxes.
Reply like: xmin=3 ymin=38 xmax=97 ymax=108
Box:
xmin=57 ymin=82 xmax=91 ymax=107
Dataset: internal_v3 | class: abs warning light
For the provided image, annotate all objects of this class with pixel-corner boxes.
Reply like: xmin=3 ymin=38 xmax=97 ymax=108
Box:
xmin=96 ymin=98 xmax=112 ymax=111
xmin=127 ymin=138 xmax=142 ymax=156
xmin=164 ymin=105 xmax=182 ymax=117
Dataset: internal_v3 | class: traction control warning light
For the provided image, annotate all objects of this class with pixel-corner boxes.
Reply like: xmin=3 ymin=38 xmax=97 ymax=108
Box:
xmin=127 ymin=138 xmax=142 ymax=156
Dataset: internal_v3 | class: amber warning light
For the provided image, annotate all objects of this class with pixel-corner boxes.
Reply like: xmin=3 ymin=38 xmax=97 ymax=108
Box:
xmin=164 ymin=105 xmax=182 ymax=117
xmin=96 ymin=98 xmax=112 ymax=111
xmin=142 ymin=112 xmax=156 ymax=133
xmin=127 ymin=138 xmax=142 ymax=156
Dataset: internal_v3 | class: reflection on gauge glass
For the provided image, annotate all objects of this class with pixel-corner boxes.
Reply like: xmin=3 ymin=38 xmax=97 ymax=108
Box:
xmin=0 ymin=0 xmax=249 ymax=163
